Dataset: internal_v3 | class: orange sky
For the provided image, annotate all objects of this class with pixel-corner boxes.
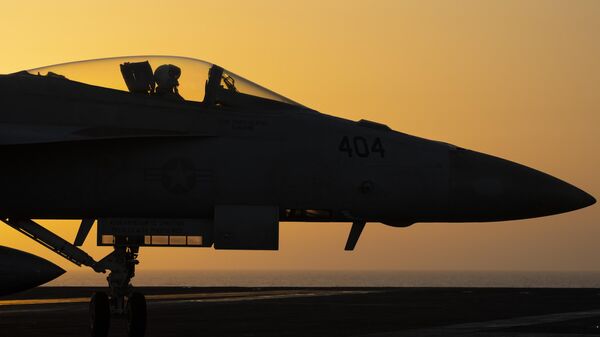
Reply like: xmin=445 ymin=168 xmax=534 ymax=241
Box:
xmin=0 ymin=0 xmax=598 ymax=272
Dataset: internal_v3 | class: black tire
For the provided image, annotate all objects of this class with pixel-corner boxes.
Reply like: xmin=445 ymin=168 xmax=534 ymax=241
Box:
xmin=90 ymin=292 xmax=110 ymax=337
xmin=126 ymin=292 xmax=147 ymax=337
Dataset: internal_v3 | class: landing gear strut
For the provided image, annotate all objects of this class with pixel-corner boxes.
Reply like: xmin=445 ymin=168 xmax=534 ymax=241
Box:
xmin=92 ymin=244 xmax=147 ymax=337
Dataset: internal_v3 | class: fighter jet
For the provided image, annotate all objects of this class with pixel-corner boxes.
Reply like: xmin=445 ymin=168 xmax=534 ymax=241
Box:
xmin=0 ymin=56 xmax=594 ymax=337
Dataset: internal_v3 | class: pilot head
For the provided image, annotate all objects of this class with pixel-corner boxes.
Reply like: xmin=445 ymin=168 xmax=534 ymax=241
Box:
xmin=154 ymin=64 xmax=181 ymax=94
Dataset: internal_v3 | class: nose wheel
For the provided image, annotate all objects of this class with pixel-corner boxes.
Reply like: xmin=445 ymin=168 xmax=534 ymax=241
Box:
xmin=90 ymin=292 xmax=110 ymax=337
xmin=126 ymin=292 xmax=147 ymax=337
xmin=89 ymin=245 xmax=147 ymax=337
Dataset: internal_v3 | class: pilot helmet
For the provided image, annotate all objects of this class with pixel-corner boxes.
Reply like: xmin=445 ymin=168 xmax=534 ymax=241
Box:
xmin=154 ymin=64 xmax=181 ymax=89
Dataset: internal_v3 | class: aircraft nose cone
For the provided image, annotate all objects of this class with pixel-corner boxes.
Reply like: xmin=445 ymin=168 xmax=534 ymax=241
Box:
xmin=586 ymin=193 xmax=597 ymax=207
xmin=533 ymin=174 xmax=596 ymax=213
xmin=450 ymin=149 xmax=595 ymax=221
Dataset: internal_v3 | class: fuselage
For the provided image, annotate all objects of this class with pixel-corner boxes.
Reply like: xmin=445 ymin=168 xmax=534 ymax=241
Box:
xmin=0 ymin=72 xmax=594 ymax=225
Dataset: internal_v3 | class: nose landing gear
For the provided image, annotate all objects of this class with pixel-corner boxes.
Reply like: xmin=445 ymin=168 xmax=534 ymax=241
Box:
xmin=91 ymin=245 xmax=147 ymax=337
xmin=0 ymin=219 xmax=149 ymax=337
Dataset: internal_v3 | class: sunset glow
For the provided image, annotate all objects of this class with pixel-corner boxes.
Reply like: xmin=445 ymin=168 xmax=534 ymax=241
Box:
xmin=0 ymin=0 xmax=598 ymax=273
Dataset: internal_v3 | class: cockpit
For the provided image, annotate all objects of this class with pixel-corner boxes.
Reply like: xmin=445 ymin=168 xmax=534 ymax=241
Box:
xmin=25 ymin=56 xmax=303 ymax=109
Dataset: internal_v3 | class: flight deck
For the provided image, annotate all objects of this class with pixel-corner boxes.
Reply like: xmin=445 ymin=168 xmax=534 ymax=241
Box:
xmin=1 ymin=287 xmax=600 ymax=337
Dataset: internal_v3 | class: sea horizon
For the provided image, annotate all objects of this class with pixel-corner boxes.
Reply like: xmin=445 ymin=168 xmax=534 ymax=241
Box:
xmin=46 ymin=269 xmax=600 ymax=288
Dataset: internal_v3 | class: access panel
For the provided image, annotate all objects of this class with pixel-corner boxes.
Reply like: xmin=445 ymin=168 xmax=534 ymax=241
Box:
xmin=214 ymin=205 xmax=279 ymax=250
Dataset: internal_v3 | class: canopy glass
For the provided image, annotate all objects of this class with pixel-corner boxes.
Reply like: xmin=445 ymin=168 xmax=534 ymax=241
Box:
xmin=26 ymin=56 xmax=301 ymax=108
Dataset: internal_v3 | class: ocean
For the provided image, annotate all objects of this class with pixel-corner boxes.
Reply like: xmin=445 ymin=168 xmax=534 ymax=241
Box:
xmin=46 ymin=270 xmax=600 ymax=288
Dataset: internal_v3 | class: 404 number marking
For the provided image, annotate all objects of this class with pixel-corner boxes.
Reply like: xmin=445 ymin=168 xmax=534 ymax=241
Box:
xmin=339 ymin=136 xmax=385 ymax=158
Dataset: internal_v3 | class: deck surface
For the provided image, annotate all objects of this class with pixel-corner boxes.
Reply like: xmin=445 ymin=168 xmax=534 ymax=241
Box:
xmin=1 ymin=287 xmax=600 ymax=336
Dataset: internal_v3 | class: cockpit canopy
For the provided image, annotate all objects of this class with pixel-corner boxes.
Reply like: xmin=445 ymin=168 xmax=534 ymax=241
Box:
xmin=26 ymin=56 xmax=302 ymax=109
